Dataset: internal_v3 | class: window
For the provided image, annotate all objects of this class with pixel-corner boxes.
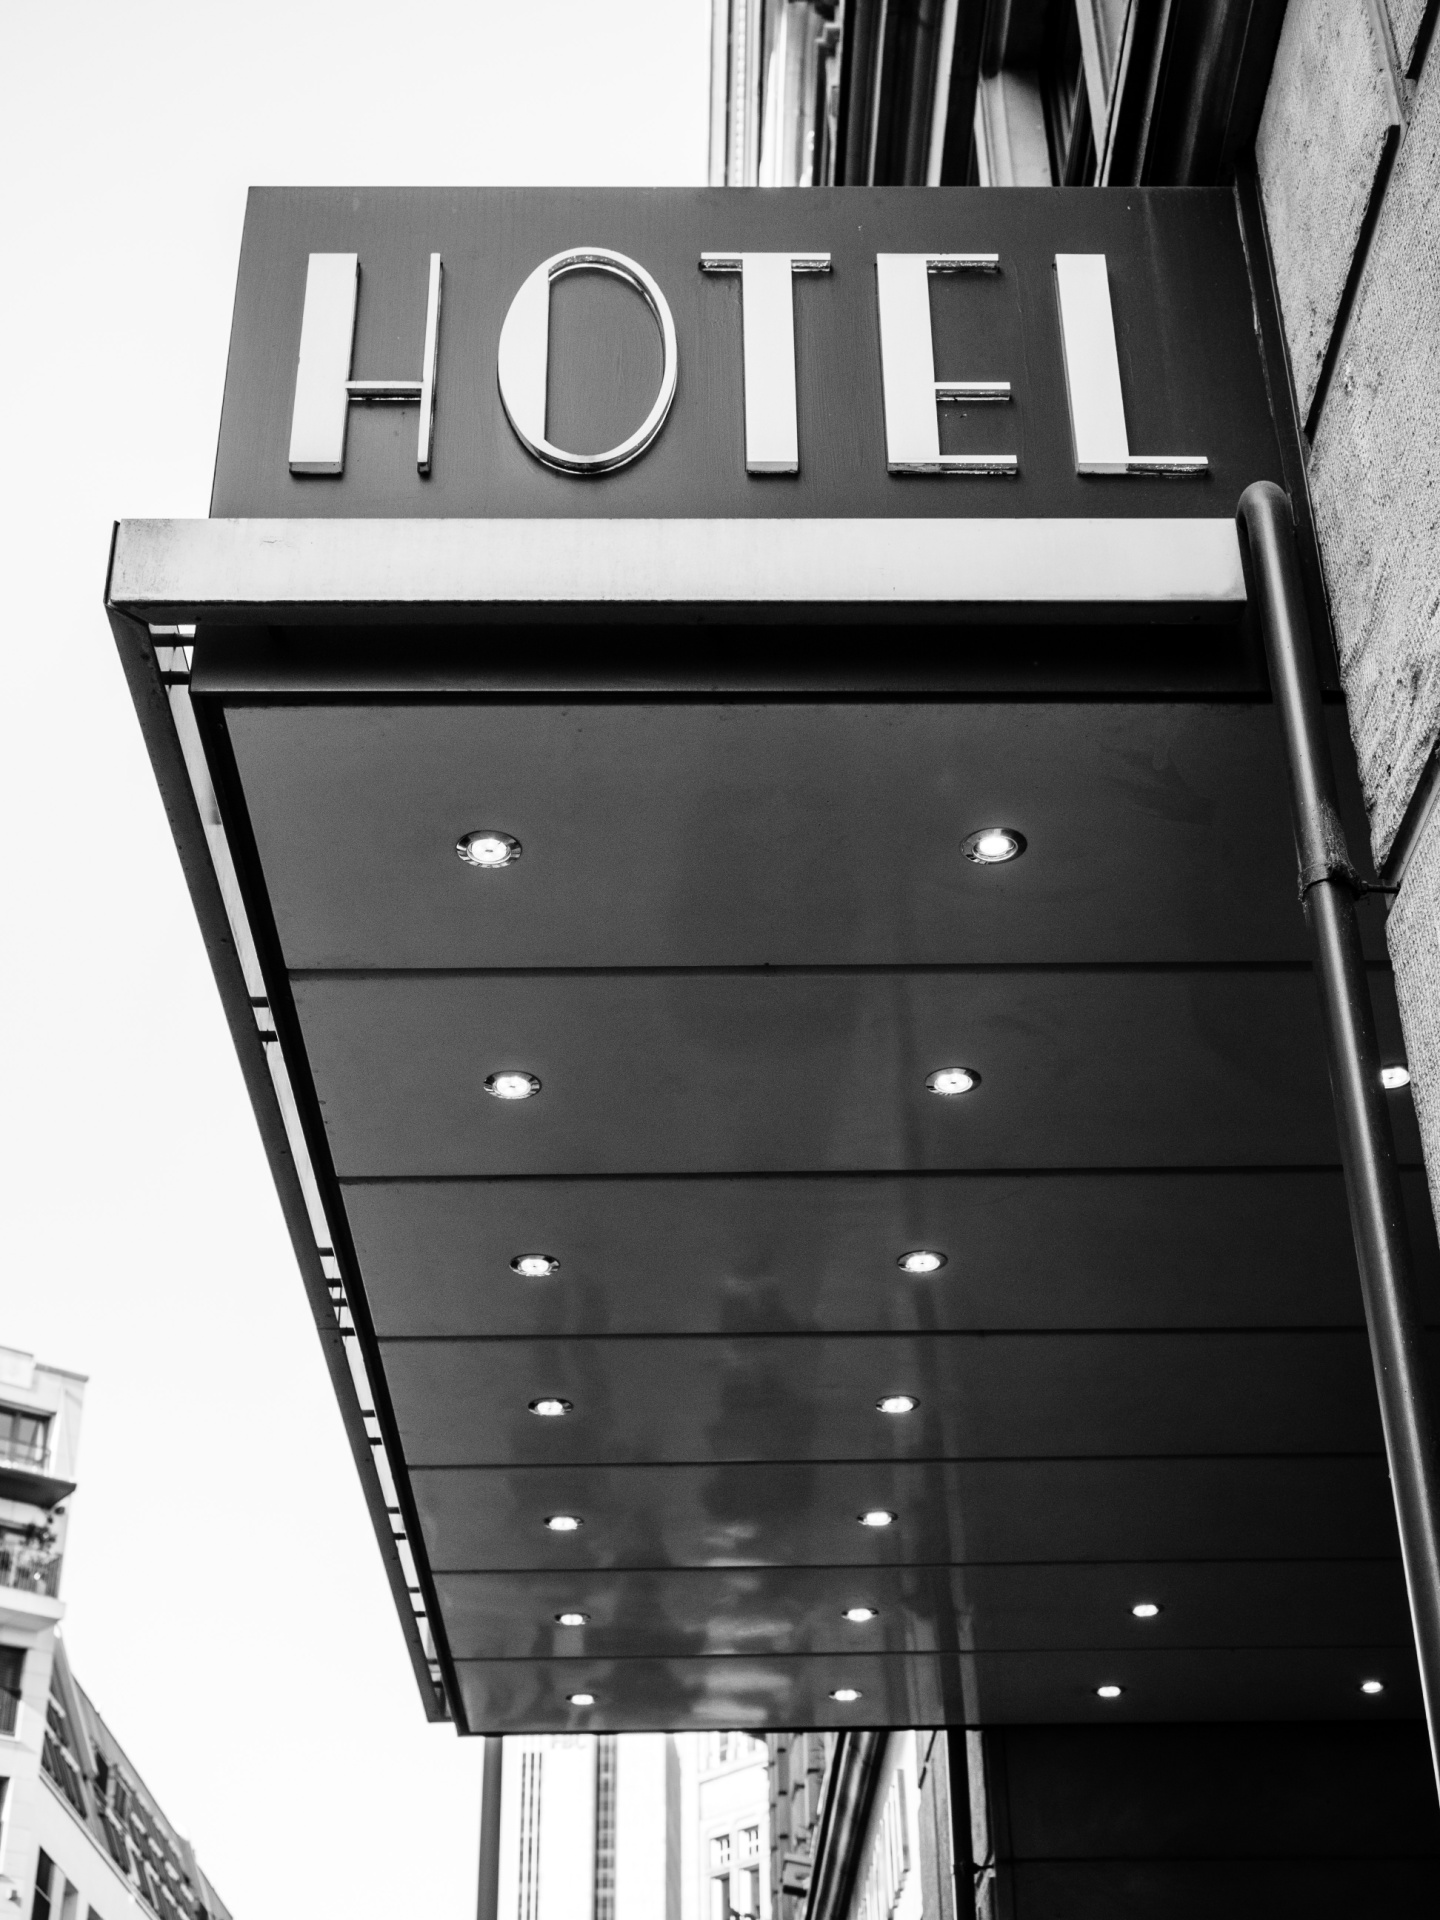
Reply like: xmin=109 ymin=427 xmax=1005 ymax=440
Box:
xmin=741 ymin=1827 xmax=760 ymax=1858
xmin=58 ymin=1885 xmax=79 ymax=1920
xmin=0 ymin=1408 xmax=50 ymax=1470
xmin=0 ymin=1646 xmax=22 ymax=1736
xmin=42 ymin=1688 xmax=88 ymax=1817
xmin=32 ymin=1851 xmax=54 ymax=1920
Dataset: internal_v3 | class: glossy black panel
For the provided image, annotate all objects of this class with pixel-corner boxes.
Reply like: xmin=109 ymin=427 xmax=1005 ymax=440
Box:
xmin=232 ymin=703 xmax=1320 ymax=969
xmin=412 ymin=1458 xmax=1399 ymax=1571
xmin=451 ymin=1645 xmax=1421 ymax=1734
xmin=995 ymin=1721 xmax=1440 ymax=1858
xmin=348 ymin=1169 xmax=1440 ymax=1338
xmin=381 ymin=1330 xmax=1391 ymax=1466
xmin=435 ymin=1561 xmax=1411 ymax=1660
xmin=1009 ymin=1861 xmax=1439 ymax=1918
xmin=292 ymin=969 xmax=1416 ymax=1176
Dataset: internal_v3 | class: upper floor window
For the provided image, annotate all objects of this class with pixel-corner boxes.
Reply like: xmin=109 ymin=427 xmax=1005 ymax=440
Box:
xmin=0 ymin=1645 xmax=21 ymax=1736
xmin=0 ymin=1407 xmax=50 ymax=1470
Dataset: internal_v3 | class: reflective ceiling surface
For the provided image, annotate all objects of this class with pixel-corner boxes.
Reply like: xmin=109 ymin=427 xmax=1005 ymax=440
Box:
xmin=192 ymin=675 xmax=1439 ymax=1732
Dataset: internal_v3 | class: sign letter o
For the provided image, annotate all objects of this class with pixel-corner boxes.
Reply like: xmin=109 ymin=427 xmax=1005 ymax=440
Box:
xmin=497 ymin=248 xmax=679 ymax=475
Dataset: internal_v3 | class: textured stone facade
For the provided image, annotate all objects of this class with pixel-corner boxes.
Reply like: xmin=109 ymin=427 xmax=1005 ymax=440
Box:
xmin=1259 ymin=0 xmax=1440 ymax=1216
xmin=1310 ymin=50 xmax=1440 ymax=863
xmin=1256 ymin=0 xmax=1398 ymax=423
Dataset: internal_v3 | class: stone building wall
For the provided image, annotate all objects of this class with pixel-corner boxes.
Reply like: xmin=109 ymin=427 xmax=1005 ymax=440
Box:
xmin=1257 ymin=0 xmax=1440 ymax=1213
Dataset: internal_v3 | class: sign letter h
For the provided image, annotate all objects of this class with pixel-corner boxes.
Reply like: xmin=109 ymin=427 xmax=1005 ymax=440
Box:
xmin=288 ymin=253 xmax=442 ymax=476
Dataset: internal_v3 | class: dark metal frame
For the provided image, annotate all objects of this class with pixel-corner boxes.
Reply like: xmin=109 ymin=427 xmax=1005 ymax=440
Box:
xmin=105 ymin=580 xmax=459 ymax=1725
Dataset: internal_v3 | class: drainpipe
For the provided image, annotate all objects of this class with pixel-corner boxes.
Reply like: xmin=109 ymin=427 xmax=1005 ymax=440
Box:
xmin=1239 ymin=481 xmax=1440 ymax=1796
xmin=803 ymin=1732 xmax=888 ymax=1920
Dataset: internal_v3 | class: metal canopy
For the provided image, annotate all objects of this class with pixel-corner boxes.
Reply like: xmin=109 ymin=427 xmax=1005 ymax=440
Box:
xmin=107 ymin=569 xmax=1438 ymax=1734
xmin=106 ymin=186 xmax=1439 ymax=1734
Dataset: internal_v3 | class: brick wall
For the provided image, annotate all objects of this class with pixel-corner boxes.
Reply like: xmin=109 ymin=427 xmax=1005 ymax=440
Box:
xmin=1258 ymin=0 xmax=1440 ymax=1216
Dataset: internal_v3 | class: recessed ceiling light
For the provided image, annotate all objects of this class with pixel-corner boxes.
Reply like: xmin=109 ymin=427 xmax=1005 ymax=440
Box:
xmin=843 ymin=1607 xmax=878 ymax=1623
xmin=486 ymin=1071 xmax=541 ymax=1100
xmin=556 ymin=1611 xmax=589 ymax=1627
xmin=858 ymin=1509 xmax=896 ymax=1528
xmin=1131 ymin=1603 xmax=1160 ymax=1619
xmin=1095 ymin=1684 xmax=1123 ymax=1700
xmin=898 ymin=1250 xmax=946 ymax=1274
xmin=457 ymin=830 xmax=522 ymax=868
xmin=512 ymin=1253 xmax=561 ymax=1277
xmin=545 ymin=1514 xmax=582 ymax=1532
xmin=530 ymin=1397 xmax=573 ymax=1418
xmin=876 ymin=1395 xmax=918 ymax=1415
xmin=568 ymin=1691 xmax=595 ymax=1706
xmin=962 ymin=827 xmax=1026 ymax=865
xmin=1381 ymin=1065 xmax=1411 ymax=1090
xmin=830 ymin=1688 xmax=862 ymax=1703
xmin=1360 ymin=1679 xmax=1385 ymax=1695
xmin=926 ymin=1067 xmax=979 ymax=1096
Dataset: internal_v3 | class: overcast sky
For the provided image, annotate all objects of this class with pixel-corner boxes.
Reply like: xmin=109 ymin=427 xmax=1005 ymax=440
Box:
xmin=0 ymin=6 xmax=709 ymax=1915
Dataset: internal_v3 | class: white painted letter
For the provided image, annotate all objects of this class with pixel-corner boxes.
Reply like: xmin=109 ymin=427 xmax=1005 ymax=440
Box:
xmin=1054 ymin=254 xmax=1206 ymax=476
xmin=875 ymin=254 xmax=1016 ymax=475
xmin=288 ymin=252 xmax=441 ymax=477
xmin=700 ymin=252 xmax=830 ymax=473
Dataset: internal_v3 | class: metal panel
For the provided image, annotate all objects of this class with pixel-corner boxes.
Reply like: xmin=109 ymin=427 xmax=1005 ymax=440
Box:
xmin=380 ymin=1330 xmax=1394 ymax=1466
xmin=345 ymin=1170 xmax=1440 ymax=1340
xmin=410 ymin=1458 xmax=1401 ymax=1571
xmin=227 ymin=702 xmax=1320 ymax=971
xmin=108 ymin=516 xmax=1245 ymax=620
xmin=288 ymin=969 xmax=1417 ymax=1178
xmin=435 ymin=1560 xmax=1414 ymax=1660
xmin=450 ymin=1647 xmax=1422 ymax=1733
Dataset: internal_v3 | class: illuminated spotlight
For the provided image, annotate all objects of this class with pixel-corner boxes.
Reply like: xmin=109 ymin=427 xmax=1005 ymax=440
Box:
xmin=556 ymin=1612 xmax=589 ymax=1627
xmin=1360 ymin=1679 xmax=1385 ymax=1696
xmin=457 ymin=830 xmax=522 ymax=868
xmin=1096 ymin=1684 xmax=1123 ymax=1700
xmin=898 ymin=1250 xmax=946 ymax=1275
xmin=545 ymin=1514 xmax=583 ymax=1532
xmin=487 ymin=1071 xmax=541 ymax=1100
xmin=876 ymin=1395 xmax=918 ymax=1415
xmin=1131 ymin=1602 xmax=1161 ymax=1619
xmin=843 ymin=1608 xmax=878 ymax=1623
xmin=568 ymin=1692 xmax=595 ymax=1707
xmin=830 ymin=1688 xmax=863 ymax=1703
xmin=926 ymin=1067 xmax=979 ymax=1097
xmin=1381 ymin=1065 xmax=1411 ymax=1090
xmin=962 ymin=827 xmax=1026 ymax=865
xmin=512 ymin=1253 xmax=561 ymax=1277
xmin=858 ymin=1509 xmax=896 ymax=1529
xmin=530 ymin=1397 xmax=573 ymax=1418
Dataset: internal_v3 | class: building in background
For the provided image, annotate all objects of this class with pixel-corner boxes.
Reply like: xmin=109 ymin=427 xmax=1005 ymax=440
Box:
xmin=688 ymin=1733 xmax=768 ymax=1920
xmin=497 ymin=1734 xmax=679 ymax=1920
xmin=709 ymin=0 xmax=1287 ymax=189
xmin=0 ymin=1347 xmax=230 ymax=1920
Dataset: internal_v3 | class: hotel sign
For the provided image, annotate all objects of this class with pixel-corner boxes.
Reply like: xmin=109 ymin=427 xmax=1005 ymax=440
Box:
xmin=214 ymin=187 xmax=1279 ymax=526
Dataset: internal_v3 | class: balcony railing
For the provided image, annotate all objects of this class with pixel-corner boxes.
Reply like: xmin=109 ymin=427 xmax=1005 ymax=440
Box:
xmin=0 ymin=1435 xmax=49 ymax=1470
xmin=0 ymin=1538 xmax=61 ymax=1597
xmin=0 ymin=1685 xmax=19 ymax=1736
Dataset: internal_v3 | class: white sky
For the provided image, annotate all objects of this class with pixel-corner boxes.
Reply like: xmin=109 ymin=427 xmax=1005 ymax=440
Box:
xmin=0 ymin=5 xmax=710 ymax=1916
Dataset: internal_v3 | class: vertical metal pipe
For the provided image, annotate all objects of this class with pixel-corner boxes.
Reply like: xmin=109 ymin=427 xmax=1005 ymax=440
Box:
xmin=1239 ymin=481 xmax=1440 ymax=1793
xmin=476 ymin=1736 xmax=504 ymax=1920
